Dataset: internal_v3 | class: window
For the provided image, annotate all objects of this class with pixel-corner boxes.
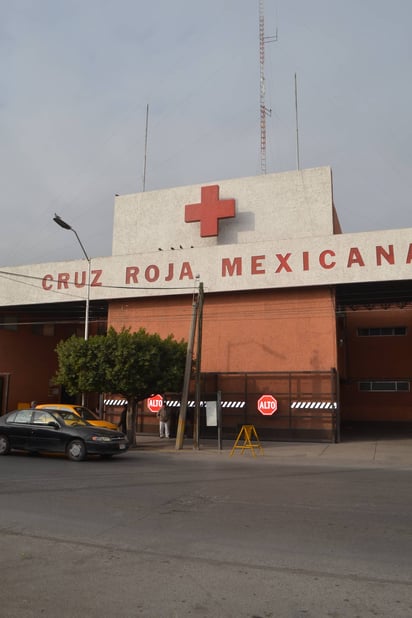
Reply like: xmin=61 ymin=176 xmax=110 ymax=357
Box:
xmin=7 ymin=409 xmax=33 ymax=424
xmin=357 ymin=327 xmax=406 ymax=337
xmin=32 ymin=410 xmax=55 ymax=424
xmin=359 ymin=380 xmax=410 ymax=392
xmin=32 ymin=324 xmax=55 ymax=336
xmin=0 ymin=315 xmax=18 ymax=331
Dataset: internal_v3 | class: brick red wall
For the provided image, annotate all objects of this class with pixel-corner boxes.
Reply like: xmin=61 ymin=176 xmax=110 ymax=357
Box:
xmin=0 ymin=327 xmax=61 ymax=411
xmin=108 ymin=287 xmax=337 ymax=374
xmin=340 ymin=308 xmax=412 ymax=422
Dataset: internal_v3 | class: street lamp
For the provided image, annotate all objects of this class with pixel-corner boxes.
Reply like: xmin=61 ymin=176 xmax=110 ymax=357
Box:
xmin=53 ymin=214 xmax=91 ymax=341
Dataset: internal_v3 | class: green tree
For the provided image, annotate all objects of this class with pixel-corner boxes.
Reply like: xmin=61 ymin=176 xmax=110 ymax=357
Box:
xmin=54 ymin=327 xmax=187 ymax=444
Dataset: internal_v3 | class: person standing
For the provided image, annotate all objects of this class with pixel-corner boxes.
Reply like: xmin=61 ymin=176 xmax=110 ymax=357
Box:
xmin=157 ymin=403 xmax=171 ymax=438
xmin=118 ymin=405 xmax=128 ymax=434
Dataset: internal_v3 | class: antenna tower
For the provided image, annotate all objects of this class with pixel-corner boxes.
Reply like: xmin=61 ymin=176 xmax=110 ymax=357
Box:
xmin=259 ymin=0 xmax=277 ymax=174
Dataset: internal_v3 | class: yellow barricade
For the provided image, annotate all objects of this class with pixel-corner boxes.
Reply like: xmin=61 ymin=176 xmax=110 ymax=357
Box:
xmin=230 ymin=424 xmax=264 ymax=457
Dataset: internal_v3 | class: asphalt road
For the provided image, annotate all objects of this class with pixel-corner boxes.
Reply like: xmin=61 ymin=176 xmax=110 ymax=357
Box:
xmin=0 ymin=449 xmax=411 ymax=618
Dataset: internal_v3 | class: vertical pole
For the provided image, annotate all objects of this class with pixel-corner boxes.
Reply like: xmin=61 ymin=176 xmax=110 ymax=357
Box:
xmin=334 ymin=367 xmax=340 ymax=443
xmin=142 ymin=103 xmax=149 ymax=192
xmin=294 ymin=73 xmax=300 ymax=171
xmin=175 ymin=291 xmax=199 ymax=450
xmin=193 ymin=283 xmax=204 ymax=450
xmin=53 ymin=217 xmax=90 ymax=407
xmin=81 ymin=257 xmax=90 ymax=405
xmin=259 ymin=1 xmax=276 ymax=174
xmin=71 ymin=227 xmax=90 ymax=344
xmin=217 ymin=390 xmax=222 ymax=450
xmin=80 ymin=248 xmax=91 ymax=407
xmin=84 ymin=257 xmax=91 ymax=341
xmin=288 ymin=371 xmax=292 ymax=430
xmin=259 ymin=0 xmax=266 ymax=175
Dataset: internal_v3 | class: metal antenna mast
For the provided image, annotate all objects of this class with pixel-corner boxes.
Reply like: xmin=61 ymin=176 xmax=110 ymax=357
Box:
xmin=142 ymin=103 xmax=149 ymax=192
xmin=259 ymin=0 xmax=277 ymax=174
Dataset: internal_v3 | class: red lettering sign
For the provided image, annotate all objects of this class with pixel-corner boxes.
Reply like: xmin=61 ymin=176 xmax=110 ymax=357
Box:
xmin=257 ymin=395 xmax=278 ymax=416
xmin=147 ymin=394 xmax=163 ymax=413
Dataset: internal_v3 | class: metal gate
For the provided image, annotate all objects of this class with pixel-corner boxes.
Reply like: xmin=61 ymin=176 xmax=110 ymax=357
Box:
xmin=197 ymin=369 xmax=339 ymax=443
xmin=109 ymin=369 xmax=340 ymax=443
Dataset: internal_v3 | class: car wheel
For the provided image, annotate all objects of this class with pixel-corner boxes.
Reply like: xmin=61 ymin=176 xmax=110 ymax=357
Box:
xmin=0 ymin=434 xmax=10 ymax=455
xmin=67 ymin=439 xmax=86 ymax=462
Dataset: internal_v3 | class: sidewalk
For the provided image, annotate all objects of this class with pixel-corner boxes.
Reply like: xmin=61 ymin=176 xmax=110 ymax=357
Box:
xmin=134 ymin=432 xmax=412 ymax=468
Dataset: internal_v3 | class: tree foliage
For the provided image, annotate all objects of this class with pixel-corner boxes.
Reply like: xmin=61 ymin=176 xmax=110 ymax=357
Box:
xmin=54 ymin=327 xmax=187 ymax=401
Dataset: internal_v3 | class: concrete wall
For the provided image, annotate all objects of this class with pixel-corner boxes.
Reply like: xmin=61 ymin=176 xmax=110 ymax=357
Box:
xmin=112 ymin=167 xmax=335 ymax=255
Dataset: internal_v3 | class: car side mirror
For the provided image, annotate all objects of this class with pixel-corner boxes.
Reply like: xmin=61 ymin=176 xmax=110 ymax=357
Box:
xmin=47 ymin=421 xmax=60 ymax=429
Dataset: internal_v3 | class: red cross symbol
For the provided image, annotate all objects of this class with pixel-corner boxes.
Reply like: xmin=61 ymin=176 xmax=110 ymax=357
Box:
xmin=184 ymin=185 xmax=236 ymax=237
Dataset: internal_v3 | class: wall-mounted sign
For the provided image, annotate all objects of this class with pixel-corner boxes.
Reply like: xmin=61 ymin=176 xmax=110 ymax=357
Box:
xmin=257 ymin=395 xmax=278 ymax=416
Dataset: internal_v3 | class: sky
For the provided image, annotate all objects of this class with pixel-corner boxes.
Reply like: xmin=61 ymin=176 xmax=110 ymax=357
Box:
xmin=1 ymin=0 xmax=411 ymax=267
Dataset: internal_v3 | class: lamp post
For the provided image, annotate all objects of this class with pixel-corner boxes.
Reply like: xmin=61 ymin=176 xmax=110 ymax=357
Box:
xmin=53 ymin=214 xmax=91 ymax=406
xmin=53 ymin=214 xmax=91 ymax=341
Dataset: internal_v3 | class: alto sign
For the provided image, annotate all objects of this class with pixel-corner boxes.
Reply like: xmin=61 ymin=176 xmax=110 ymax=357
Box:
xmin=147 ymin=394 xmax=163 ymax=413
xmin=257 ymin=395 xmax=278 ymax=416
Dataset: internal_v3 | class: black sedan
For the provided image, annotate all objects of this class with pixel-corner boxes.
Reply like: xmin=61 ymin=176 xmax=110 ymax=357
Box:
xmin=0 ymin=408 xmax=129 ymax=461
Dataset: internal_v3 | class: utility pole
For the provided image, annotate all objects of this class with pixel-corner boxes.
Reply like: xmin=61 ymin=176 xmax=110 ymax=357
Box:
xmin=175 ymin=283 xmax=202 ymax=450
xmin=193 ymin=282 xmax=204 ymax=449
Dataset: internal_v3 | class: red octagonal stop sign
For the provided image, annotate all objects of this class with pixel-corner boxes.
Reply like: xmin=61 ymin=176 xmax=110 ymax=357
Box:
xmin=257 ymin=394 xmax=278 ymax=416
xmin=147 ymin=394 xmax=163 ymax=413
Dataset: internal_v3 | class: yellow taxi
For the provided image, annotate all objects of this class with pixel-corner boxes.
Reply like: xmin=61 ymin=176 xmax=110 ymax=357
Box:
xmin=35 ymin=404 xmax=119 ymax=431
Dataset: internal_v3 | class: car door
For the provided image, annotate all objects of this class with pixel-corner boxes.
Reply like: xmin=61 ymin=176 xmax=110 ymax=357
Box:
xmin=6 ymin=409 xmax=34 ymax=450
xmin=28 ymin=410 xmax=65 ymax=453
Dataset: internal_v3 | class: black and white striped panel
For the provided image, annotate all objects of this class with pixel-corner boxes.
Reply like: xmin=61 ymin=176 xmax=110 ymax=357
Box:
xmin=104 ymin=398 xmax=128 ymax=407
xmin=166 ymin=400 xmax=246 ymax=408
xmin=291 ymin=401 xmax=337 ymax=409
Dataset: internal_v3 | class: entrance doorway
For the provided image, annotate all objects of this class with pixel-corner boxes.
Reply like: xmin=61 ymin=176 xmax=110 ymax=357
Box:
xmin=0 ymin=374 xmax=11 ymax=415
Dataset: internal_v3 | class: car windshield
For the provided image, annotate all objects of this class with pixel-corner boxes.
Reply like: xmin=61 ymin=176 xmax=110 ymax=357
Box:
xmin=54 ymin=410 xmax=90 ymax=427
xmin=73 ymin=407 xmax=98 ymax=421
